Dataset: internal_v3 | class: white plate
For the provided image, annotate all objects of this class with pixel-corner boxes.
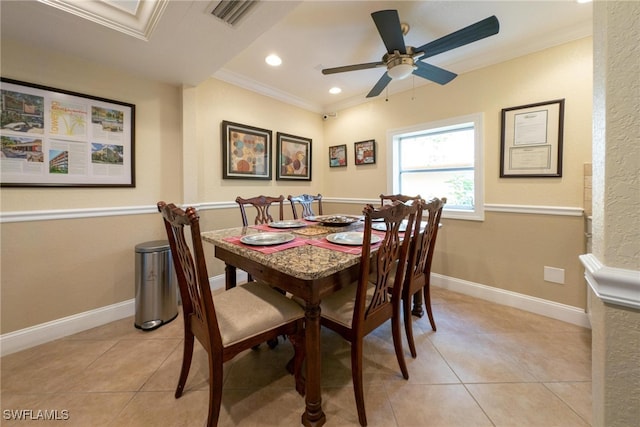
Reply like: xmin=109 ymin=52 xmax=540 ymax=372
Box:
xmin=326 ymin=232 xmax=382 ymax=246
xmin=358 ymin=215 xmax=384 ymax=222
xmin=371 ymin=220 xmax=427 ymax=232
xmin=268 ymin=220 xmax=307 ymax=229
xmin=240 ymin=232 xmax=295 ymax=246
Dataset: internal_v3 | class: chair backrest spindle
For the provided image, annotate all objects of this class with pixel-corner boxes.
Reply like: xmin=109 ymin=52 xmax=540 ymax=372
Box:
xmin=157 ymin=202 xmax=222 ymax=349
xmin=355 ymin=201 xmax=418 ymax=328
xmin=288 ymin=193 xmax=323 ymax=219
xmin=235 ymin=195 xmax=284 ymax=225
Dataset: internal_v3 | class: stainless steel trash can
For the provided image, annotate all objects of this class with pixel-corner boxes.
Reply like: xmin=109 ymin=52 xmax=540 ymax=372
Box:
xmin=134 ymin=240 xmax=178 ymax=331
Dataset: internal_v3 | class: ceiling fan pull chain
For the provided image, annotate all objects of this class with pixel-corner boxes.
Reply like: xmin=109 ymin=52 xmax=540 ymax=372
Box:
xmin=411 ymin=75 xmax=415 ymax=101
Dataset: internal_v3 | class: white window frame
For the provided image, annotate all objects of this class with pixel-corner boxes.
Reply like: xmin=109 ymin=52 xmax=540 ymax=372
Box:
xmin=387 ymin=113 xmax=484 ymax=221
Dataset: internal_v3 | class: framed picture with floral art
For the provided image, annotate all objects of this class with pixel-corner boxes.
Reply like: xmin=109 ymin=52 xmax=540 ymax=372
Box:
xmin=277 ymin=132 xmax=311 ymax=181
xmin=221 ymin=120 xmax=272 ymax=180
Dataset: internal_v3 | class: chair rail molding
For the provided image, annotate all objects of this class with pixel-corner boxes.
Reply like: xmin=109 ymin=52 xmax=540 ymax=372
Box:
xmin=580 ymin=254 xmax=640 ymax=310
xmin=0 ymin=201 xmax=236 ymax=223
xmin=1 ymin=200 xmax=583 ymax=223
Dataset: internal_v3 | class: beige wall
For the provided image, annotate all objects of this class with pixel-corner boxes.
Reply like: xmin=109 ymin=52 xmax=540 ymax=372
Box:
xmin=1 ymin=36 xmax=593 ymax=336
xmin=318 ymin=37 xmax=592 ymax=307
xmin=322 ymin=37 xmax=593 ymax=205
xmin=189 ymin=79 xmax=325 ymax=203
xmin=1 ymin=39 xmax=182 ymax=333
xmin=0 ymin=40 xmax=183 ymax=211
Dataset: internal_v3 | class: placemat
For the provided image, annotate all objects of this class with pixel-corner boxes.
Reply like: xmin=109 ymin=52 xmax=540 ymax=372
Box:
xmin=224 ymin=236 xmax=307 ymax=254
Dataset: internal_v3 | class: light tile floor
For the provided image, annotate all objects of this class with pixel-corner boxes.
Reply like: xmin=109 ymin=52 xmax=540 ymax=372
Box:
xmin=1 ymin=287 xmax=592 ymax=426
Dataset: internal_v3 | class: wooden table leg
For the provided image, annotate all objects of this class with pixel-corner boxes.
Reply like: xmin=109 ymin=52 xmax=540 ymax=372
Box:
xmin=411 ymin=291 xmax=424 ymax=317
xmin=301 ymin=302 xmax=326 ymax=427
xmin=224 ymin=264 xmax=237 ymax=290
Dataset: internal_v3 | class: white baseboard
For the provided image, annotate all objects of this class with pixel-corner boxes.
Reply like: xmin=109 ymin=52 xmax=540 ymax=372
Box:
xmin=0 ymin=299 xmax=135 ymax=357
xmin=208 ymin=270 xmax=248 ymax=294
xmin=1 ymin=271 xmax=588 ymax=357
xmin=431 ymin=273 xmax=591 ymax=329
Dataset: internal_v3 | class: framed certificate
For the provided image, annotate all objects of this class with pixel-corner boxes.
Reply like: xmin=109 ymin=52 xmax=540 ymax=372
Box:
xmin=500 ymin=99 xmax=564 ymax=177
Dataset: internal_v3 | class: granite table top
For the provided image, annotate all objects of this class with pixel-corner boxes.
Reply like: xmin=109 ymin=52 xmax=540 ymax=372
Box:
xmin=201 ymin=222 xmax=366 ymax=281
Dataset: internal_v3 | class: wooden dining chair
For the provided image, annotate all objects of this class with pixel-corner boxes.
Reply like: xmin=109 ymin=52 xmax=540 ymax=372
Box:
xmin=319 ymin=201 xmax=418 ymax=426
xmin=235 ymin=195 xmax=284 ymax=226
xmin=401 ymin=197 xmax=446 ymax=357
xmin=235 ymin=194 xmax=285 ymax=288
xmin=379 ymin=193 xmax=421 ymax=206
xmin=157 ymin=201 xmax=305 ymax=427
xmin=287 ymin=193 xmax=323 ymax=219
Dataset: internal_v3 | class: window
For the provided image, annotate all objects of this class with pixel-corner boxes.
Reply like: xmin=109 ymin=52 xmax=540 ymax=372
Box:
xmin=389 ymin=113 xmax=484 ymax=220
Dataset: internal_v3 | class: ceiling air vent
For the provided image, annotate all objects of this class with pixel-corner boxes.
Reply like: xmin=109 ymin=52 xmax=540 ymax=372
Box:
xmin=211 ymin=0 xmax=257 ymax=26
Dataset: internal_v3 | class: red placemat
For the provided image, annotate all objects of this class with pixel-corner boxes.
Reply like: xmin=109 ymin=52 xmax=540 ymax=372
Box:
xmin=224 ymin=236 xmax=307 ymax=254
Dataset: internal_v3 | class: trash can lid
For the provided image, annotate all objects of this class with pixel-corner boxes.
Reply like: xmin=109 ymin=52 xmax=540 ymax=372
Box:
xmin=135 ymin=240 xmax=170 ymax=253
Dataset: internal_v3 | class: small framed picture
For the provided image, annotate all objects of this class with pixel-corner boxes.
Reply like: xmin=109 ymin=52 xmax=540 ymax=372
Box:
xmin=329 ymin=144 xmax=347 ymax=167
xmin=354 ymin=140 xmax=375 ymax=165
xmin=276 ymin=132 xmax=312 ymax=181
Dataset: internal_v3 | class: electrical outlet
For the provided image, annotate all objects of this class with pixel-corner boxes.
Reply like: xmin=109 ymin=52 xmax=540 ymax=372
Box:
xmin=544 ymin=266 xmax=565 ymax=284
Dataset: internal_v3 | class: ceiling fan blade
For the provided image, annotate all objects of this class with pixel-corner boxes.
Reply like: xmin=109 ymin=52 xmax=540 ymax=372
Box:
xmin=366 ymin=73 xmax=392 ymax=98
xmin=371 ymin=10 xmax=406 ymax=54
xmin=412 ymin=62 xmax=457 ymax=85
xmin=322 ymin=61 xmax=385 ymax=75
xmin=416 ymin=15 xmax=500 ymax=60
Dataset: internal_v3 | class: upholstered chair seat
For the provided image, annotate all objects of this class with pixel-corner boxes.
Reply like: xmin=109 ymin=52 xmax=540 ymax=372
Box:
xmin=216 ymin=281 xmax=306 ymax=347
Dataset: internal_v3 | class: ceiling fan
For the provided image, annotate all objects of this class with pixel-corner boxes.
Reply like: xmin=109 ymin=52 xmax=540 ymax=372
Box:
xmin=322 ymin=10 xmax=500 ymax=98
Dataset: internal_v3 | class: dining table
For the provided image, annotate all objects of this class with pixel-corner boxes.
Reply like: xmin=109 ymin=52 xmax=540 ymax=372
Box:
xmin=201 ymin=215 xmax=377 ymax=427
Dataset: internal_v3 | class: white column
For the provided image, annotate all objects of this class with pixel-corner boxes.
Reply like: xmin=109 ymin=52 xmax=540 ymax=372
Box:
xmin=582 ymin=2 xmax=640 ymax=426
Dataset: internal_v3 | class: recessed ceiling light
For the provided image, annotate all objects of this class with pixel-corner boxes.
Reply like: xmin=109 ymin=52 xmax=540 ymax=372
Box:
xmin=329 ymin=87 xmax=342 ymax=94
xmin=265 ymin=54 xmax=282 ymax=66
xmin=576 ymin=0 xmax=592 ymax=3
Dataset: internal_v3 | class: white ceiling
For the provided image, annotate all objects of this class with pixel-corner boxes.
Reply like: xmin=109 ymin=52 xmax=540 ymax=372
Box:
xmin=0 ymin=1 xmax=593 ymax=114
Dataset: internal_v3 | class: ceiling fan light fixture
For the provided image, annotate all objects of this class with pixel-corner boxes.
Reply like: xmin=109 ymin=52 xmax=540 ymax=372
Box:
xmin=329 ymin=87 xmax=342 ymax=94
xmin=387 ymin=56 xmax=416 ymax=80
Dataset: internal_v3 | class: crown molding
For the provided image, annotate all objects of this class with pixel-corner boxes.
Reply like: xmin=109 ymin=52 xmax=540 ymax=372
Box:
xmin=213 ymin=68 xmax=323 ymax=114
xmin=38 ymin=0 xmax=168 ymax=41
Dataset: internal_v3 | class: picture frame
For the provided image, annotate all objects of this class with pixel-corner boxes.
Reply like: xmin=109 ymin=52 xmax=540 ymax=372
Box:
xmin=276 ymin=132 xmax=312 ymax=181
xmin=329 ymin=144 xmax=347 ymax=167
xmin=354 ymin=139 xmax=376 ymax=165
xmin=500 ymin=99 xmax=565 ymax=178
xmin=221 ymin=120 xmax=272 ymax=180
xmin=1 ymin=77 xmax=135 ymax=187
